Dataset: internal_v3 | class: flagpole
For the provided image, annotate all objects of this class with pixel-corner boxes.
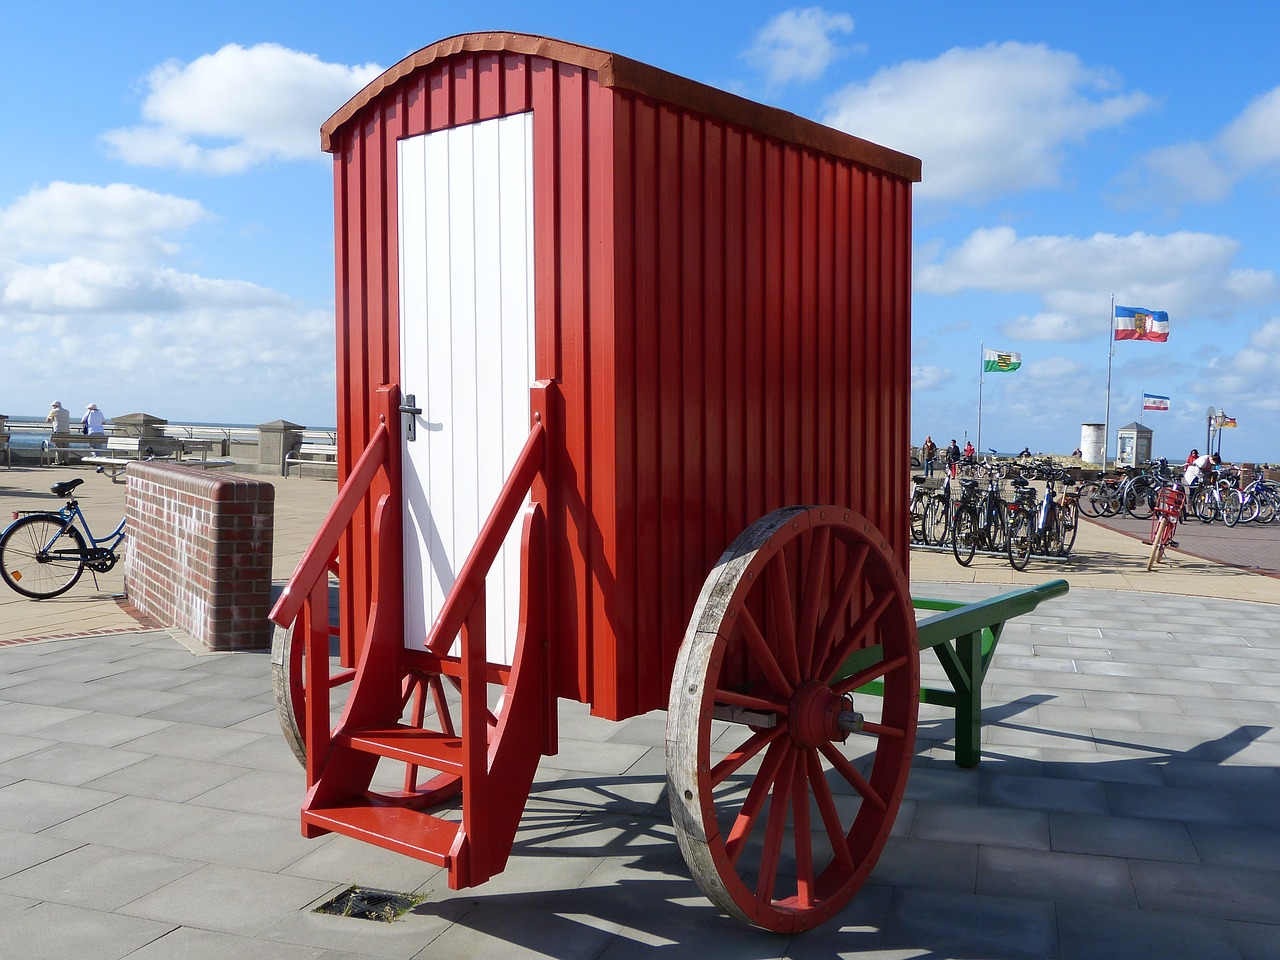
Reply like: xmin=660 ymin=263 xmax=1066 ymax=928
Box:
xmin=977 ymin=339 xmax=985 ymax=454
xmin=1103 ymin=295 xmax=1114 ymax=471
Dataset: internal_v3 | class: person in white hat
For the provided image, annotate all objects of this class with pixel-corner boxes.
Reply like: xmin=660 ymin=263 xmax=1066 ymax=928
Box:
xmin=45 ymin=401 xmax=71 ymax=463
xmin=81 ymin=403 xmax=108 ymax=453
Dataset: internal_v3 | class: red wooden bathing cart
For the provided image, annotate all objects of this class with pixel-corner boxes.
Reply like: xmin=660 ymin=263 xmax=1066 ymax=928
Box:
xmin=270 ymin=32 xmax=1065 ymax=933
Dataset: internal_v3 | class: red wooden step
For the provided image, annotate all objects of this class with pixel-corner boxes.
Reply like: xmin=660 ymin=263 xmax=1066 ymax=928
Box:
xmin=340 ymin=726 xmax=466 ymax=773
xmin=302 ymin=802 xmax=461 ymax=867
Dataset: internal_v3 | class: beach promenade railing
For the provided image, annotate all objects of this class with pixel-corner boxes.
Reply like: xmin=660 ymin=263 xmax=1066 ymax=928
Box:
xmin=1 ymin=416 xmax=336 ymax=471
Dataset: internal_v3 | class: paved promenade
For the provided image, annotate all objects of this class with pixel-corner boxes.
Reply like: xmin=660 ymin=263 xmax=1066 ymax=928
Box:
xmin=1 ymin=464 xmax=1278 ymax=958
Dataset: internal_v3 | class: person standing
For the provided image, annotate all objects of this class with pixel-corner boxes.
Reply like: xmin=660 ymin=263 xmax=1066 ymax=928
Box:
xmin=45 ymin=400 xmax=71 ymax=464
xmin=81 ymin=403 xmax=108 ymax=451
xmin=946 ymin=439 xmax=961 ymax=479
xmin=921 ymin=435 xmax=938 ymax=478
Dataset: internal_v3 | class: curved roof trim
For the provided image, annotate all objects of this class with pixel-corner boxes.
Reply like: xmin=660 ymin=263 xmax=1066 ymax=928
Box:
xmin=321 ymin=32 xmax=921 ymax=182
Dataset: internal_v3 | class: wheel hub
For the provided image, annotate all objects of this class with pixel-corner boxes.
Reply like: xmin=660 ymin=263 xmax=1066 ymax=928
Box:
xmin=789 ymin=680 xmax=860 ymax=747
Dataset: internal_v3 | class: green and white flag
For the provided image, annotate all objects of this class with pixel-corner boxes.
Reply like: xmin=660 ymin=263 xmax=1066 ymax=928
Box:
xmin=983 ymin=348 xmax=1022 ymax=373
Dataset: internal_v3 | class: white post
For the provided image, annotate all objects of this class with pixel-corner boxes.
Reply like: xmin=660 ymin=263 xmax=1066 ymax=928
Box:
xmin=977 ymin=339 xmax=985 ymax=454
xmin=1103 ymin=295 xmax=1114 ymax=472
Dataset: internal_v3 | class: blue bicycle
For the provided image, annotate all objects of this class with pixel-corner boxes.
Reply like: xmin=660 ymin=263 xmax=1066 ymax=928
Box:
xmin=0 ymin=478 xmax=126 ymax=599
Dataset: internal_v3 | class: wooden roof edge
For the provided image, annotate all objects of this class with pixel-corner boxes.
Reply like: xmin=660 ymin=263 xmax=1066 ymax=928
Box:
xmin=321 ymin=32 xmax=922 ymax=183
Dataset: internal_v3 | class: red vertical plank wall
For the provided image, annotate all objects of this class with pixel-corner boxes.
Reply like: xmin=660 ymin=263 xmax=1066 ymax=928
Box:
xmin=605 ymin=90 xmax=914 ymax=718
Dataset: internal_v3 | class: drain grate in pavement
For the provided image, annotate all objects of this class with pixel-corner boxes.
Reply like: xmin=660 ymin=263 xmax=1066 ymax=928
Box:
xmin=315 ymin=885 xmax=419 ymax=922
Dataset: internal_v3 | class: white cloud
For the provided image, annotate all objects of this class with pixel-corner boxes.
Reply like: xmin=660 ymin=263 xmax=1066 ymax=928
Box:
xmin=743 ymin=7 xmax=855 ymax=86
xmin=911 ymin=364 xmax=953 ymax=390
xmin=1126 ymin=86 xmax=1280 ymax=208
xmin=0 ymin=182 xmax=333 ymax=424
xmin=824 ymin=42 xmax=1151 ymax=202
xmin=103 ymin=43 xmax=382 ymax=173
xmin=0 ymin=181 xmax=207 ymax=261
xmin=919 ymin=226 xmax=1277 ymax=342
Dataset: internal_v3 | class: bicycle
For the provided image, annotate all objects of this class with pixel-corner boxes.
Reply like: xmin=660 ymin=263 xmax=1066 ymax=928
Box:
xmin=1231 ymin=471 xmax=1278 ymax=524
xmin=0 ymin=478 xmax=127 ymax=599
xmin=1146 ymin=486 xmax=1186 ymax=571
xmin=924 ymin=474 xmax=954 ymax=546
xmin=951 ymin=475 xmax=1009 ymax=566
xmin=1076 ymin=474 xmax=1122 ymax=518
xmin=1190 ymin=470 xmax=1237 ymax=526
xmin=909 ymin=475 xmax=930 ymax=543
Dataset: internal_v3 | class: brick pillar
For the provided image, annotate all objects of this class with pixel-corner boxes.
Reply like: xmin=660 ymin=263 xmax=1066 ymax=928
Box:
xmin=124 ymin=462 xmax=275 ymax=651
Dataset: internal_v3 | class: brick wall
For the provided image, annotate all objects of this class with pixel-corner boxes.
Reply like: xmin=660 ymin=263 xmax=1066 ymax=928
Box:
xmin=124 ymin=462 xmax=275 ymax=651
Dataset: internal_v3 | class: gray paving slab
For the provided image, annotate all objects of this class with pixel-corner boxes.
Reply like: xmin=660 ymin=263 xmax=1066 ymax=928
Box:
xmin=0 ymin=901 xmax=175 ymax=960
xmin=117 ymin=862 xmax=336 ymax=937
xmin=0 ymin=843 xmax=201 ymax=911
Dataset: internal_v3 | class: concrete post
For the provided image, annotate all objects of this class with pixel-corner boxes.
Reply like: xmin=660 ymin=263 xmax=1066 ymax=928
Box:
xmin=112 ymin=412 xmax=169 ymax=438
xmin=258 ymin=420 xmax=305 ymax=475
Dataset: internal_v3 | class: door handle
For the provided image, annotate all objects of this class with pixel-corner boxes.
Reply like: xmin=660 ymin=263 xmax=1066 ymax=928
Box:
xmin=400 ymin=395 xmax=422 ymax=442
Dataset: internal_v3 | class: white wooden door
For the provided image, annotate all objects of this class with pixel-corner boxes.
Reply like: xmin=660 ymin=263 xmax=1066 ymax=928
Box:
xmin=397 ymin=112 xmax=535 ymax=664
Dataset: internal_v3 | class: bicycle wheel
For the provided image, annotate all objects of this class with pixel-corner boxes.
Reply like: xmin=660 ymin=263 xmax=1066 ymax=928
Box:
xmin=1146 ymin=516 xmax=1168 ymax=571
xmin=924 ymin=497 xmax=948 ymax=545
xmin=909 ymin=498 xmax=927 ymax=543
xmin=1007 ymin=509 xmax=1033 ymax=571
xmin=1057 ymin=503 xmax=1079 ymax=556
xmin=986 ymin=504 xmax=1009 ymax=553
xmin=1256 ymin=491 xmax=1277 ymax=524
xmin=952 ymin=507 xmax=978 ymax=566
xmin=1194 ymin=488 xmax=1217 ymax=524
xmin=1222 ymin=489 xmax=1243 ymax=528
xmin=0 ymin=515 xmax=87 ymax=599
xmin=1124 ymin=478 xmax=1154 ymax=519
xmin=1076 ymin=481 xmax=1102 ymax=518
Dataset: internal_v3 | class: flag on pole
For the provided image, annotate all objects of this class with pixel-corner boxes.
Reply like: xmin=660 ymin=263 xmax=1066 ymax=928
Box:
xmin=982 ymin=348 xmax=1022 ymax=372
xmin=1221 ymin=415 xmax=1238 ymax=428
xmin=1114 ymin=305 xmax=1170 ymax=341
xmin=1142 ymin=393 xmax=1170 ymax=411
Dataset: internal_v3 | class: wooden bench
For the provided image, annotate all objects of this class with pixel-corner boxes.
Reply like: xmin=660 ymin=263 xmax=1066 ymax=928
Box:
xmin=42 ymin=432 xmax=103 ymax=465
xmin=835 ymin=579 xmax=1070 ymax=768
xmin=283 ymin=441 xmax=338 ymax=477
xmin=81 ymin=437 xmax=234 ymax=482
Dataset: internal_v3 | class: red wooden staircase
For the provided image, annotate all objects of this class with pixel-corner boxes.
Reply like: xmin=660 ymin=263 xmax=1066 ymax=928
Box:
xmin=270 ymin=384 xmax=556 ymax=888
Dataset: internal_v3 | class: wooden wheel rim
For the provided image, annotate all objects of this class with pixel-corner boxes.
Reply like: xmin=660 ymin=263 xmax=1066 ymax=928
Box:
xmin=667 ymin=506 xmax=919 ymax=932
xmin=270 ymin=621 xmax=463 ymax=805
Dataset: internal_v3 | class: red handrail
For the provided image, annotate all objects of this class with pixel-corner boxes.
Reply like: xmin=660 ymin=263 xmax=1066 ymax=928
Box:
xmin=270 ymin=420 xmax=390 ymax=628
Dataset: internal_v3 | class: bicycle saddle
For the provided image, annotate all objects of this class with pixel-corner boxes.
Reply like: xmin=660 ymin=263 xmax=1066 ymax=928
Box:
xmin=1011 ymin=477 xmax=1030 ymax=488
xmin=50 ymin=478 xmax=84 ymax=498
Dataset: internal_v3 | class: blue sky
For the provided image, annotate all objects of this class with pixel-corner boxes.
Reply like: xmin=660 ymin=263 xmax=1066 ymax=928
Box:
xmin=2 ymin=3 xmax=1277 ymax=463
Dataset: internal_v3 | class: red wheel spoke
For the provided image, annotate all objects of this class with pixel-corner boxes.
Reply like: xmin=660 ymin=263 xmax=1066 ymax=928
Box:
xmin=711 ymin=725 xmax=787 ymax=786
xmin=767 ymin=556 xmax=801 ymax=685
xmin=724 ymin=739 xmax=791 ymax=864
xmin=715 ymin=687 xmax=789 ymax=717
xmin=832 ymin=652 xmax=910 ymax=697
xmin=791 ymin=754 xmax=815 ymax=908
xmin=796 ymin=528 xmax=831 ymax=677
xmin=811 ymin=544 xmax=868 ymax=677
xmin=820 ymin=589 xmax=895 ymax=682
xmin=818 ymin=740 xmax=887 ymax=811
xmin=736 ymin=605 xmax=794 ymax=698
xmin=754 ymin=747 xmax=797 ymax=902
xmin=806 ymin=750 xmax=854 ymax=872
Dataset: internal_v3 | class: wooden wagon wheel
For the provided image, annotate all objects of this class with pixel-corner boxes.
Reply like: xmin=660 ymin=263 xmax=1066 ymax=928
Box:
xmin=667 ymin=506 xmax=919 ymax=932
xmin=271 ymin=618 xmax=466 ymax=806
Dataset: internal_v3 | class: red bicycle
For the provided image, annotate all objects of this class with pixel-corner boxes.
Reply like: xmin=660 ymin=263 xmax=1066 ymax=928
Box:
xmin=1146 ymin=486 xmax=1185 ymax=571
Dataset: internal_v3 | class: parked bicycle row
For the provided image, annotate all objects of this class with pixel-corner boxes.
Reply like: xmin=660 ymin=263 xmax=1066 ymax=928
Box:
xmin=909 ymin=465 xmax=1079 ymax=570
xmin=1077 ymin=457 xmax=1280 ymax=527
